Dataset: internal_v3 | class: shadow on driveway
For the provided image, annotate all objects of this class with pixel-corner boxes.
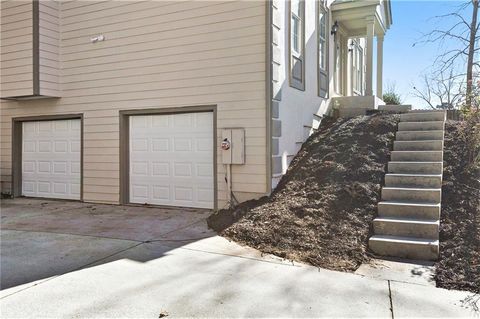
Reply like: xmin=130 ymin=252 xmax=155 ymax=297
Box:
xmin=0 ymin=197 xmax=214 ymax=290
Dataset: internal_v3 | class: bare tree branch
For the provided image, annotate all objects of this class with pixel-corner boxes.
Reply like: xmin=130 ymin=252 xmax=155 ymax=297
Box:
xmin=414 ymin=0 xmax=478 ymax=108
xmin=413 ymin=70 xmax=466 ymax=110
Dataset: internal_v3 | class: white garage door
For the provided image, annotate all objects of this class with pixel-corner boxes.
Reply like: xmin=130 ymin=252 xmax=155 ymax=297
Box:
xmin=22 ymin=119 xmax=81 ymax=200
xmin=129 ymin=112 xmax=214 ymax=209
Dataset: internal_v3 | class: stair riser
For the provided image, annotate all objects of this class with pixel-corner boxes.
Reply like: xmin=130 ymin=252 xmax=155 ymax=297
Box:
xmin=394 ymin=141 xmax=443 ymax=151
xmin=398 ymin=121 xmax=445 ymax=131
xmin=369 ymin=238 xmax=439 ymax=260
xmin=312 ymin=119 xmax=321 ymax=130
xmin=374 ymin=220 xmax=439 ymax=239
xmin=378 ymin=203 xmax=440 ymax=219
xmin=408 ymin=110 xmax=445 ymax=113
xmin=400 ymin=113 xmax=446 ymax=122
xmin=385 ymin=175 xmax=442 ymax=188
xmin=388 ymin=162 xmax=443 ymax=174
xmin=382 ymin=188 xmax=441 ymax=203
xmin=391 ymin=151 xmax=443 ymax=161
xmin=379 ymin=105 xmax=412 ymax=113
xmin=395 ymin=131 xmax=444 ymax=141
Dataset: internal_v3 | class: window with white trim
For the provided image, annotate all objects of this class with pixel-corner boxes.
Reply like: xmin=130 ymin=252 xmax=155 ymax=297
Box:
xmin=290 ymin=0 xmax=305 ymax=90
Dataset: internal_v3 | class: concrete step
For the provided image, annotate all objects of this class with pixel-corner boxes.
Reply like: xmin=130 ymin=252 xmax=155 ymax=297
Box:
xmin=369 ymin=235 xmax=439 ymax=260
xmin=373 ymin=217 xmax=439 ymax=239
xmin=391 ymin=151 xmax=443 ymax=162
xmin=385 ymin=173 xmax=442 ymax=188
xmin=388 ymin=161 xmax=443 ymax=174
xmin=378 ymin=201 xmax=440 ymax=219
xmin=378 ymin=104 xmax=412 ymax=113
xmin=381 ymin=187 xmax=441 ymax=203
xmin=394 ymin=140 xmax=443 ymax=151
xmin=400 ymin=112 xmax=446 ymax=122
xmin=398 ymin=121 xmax=445 ymax=131
xmin=395 ymin=130 xmax=444 ymax=141
xmin=409 ymin=109 xmax=445 ymax=113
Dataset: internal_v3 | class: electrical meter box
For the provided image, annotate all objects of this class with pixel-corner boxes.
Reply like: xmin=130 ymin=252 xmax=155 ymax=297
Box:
xmin=221 ymin=128 xmax=245 ymax=164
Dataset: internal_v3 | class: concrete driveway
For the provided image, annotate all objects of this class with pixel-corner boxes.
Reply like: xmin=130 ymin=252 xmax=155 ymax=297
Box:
xmin=0 ymin=198 xmax=478 ymax=318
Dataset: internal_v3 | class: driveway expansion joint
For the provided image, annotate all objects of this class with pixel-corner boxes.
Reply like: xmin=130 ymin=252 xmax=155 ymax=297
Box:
xmin=388 ymin=280 xmax=394 ymax=319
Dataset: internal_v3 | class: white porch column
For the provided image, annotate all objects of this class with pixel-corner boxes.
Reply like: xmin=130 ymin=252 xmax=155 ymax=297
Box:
xmin=365 ymin=18 xmax=375 ymax=96
xmin=376 ymin=35 xmax=384 ymax=98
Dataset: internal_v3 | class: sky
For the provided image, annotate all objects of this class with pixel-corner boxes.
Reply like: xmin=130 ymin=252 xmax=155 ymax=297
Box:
xmin=382 ymin=0 xmax=474 ymax=108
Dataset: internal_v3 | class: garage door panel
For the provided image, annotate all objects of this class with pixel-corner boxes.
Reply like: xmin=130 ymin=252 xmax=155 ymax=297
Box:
xmin=38 ymin=181 xmax=52 ymax=194
xmin=38 ymin=161 xmax=51 ymax=173
xmin=22 ymin=119 xmax=81 ymax=200
xmin=129 ymin=112 xmax=214 ymax=208
xmin=152 ymin=162 xmax=169 ymax=176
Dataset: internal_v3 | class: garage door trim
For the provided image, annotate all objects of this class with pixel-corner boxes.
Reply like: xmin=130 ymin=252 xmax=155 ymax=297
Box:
xmin=11 ymin=114 xmax=84 ymax=200
xmin=119 ymin=105 xmax=218 ymax=210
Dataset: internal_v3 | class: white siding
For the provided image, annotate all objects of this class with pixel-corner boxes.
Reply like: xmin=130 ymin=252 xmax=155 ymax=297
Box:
xmin=0 ymin=1 xmax=267 ymax=207
xmin=271 ymin=0 xmax=332 ymax=187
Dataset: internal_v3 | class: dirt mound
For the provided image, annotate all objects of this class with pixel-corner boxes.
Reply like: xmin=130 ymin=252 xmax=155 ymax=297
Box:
xmin=208 ymin=114 xmax=399 ymax=271
xmin=435 ymin=120 xmax=480 ymax=293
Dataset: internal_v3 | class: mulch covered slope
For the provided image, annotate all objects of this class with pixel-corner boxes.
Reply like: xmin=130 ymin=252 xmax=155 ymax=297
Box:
xmin=435 ymin=120 xmax=480 ymax=293
xmin=208 ymin=114 xmax=399 ymax=271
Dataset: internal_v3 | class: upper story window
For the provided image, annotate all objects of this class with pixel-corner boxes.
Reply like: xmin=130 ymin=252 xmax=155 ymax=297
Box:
xmin=290 ymin=0 xmax=305 ymax=90
xmin=318 ymin=2 xmax=328 ymax=97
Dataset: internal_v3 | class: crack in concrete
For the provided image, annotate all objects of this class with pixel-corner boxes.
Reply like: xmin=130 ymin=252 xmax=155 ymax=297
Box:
xmin=1 ymin=228 xmax=145 ymax=243
xmin=1 ymin=216 xmax=207 ymax=244
xmin=147 ymin=218 xmax=208 ymax=241
xmin=388 ymin=280 xmax=395 ymax=319
xmin=177 ymin=246 xmax=302 ymax=268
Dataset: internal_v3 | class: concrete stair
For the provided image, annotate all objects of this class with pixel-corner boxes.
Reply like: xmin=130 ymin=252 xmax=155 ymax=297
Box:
xmin=385 ymin=174 xmax=442 ymax=188
xmin=373 ymin=217 xmax=439 ymax=239
xmin=388 ymin=161 xmax=443 ymax=174
xmin=378 ymin=201 xmax=440 ymax=219
xmin=391 ymin=151 xmax=443 ymax=162
xmin=369 ymin=110 xmax=445 ymax=261
xmin=398 ymin=121 xmax=444 ymax=131
xmin=378 ymin=104 xmax=412 ymax=113
xmin=369 ymin=235 xmax=439 ymax=261
xmin=395 ymin=130 xmax=444 ymax=141
xmin=394 ymin=140 xmax=443 ymax=151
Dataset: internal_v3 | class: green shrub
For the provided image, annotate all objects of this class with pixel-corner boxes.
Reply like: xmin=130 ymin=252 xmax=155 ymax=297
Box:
xmin=383 ymin=92 xmax=402 ymax=105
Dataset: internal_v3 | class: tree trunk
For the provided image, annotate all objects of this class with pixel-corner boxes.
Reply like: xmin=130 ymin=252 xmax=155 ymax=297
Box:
xmin=466 ymin=0 xmax=479 ymax=109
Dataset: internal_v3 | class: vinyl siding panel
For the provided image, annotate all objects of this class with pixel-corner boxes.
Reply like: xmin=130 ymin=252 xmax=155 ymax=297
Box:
xmin=0 ymin=0 xmax=60 ymax=98
xmin=39 ymin=0 xmax=61 ymax=99
xmin=0 ymin=1 xmax=267 ymax=207
xmin=0 ymin=1 xmax=34 ymax=97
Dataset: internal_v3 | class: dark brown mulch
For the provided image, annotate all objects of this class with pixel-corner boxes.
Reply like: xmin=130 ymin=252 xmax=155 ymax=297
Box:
xmin=208 ymin=114 xmax=399 ymax=271
xmin=435 ymin=120 xmax=480 ymax=293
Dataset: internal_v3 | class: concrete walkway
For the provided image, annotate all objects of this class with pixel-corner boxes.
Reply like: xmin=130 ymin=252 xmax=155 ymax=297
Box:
xmin=1 ymin=198 xmax=478 ymax=318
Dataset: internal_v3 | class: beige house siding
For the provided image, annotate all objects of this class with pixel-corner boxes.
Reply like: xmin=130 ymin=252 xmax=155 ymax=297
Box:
xmin=0 ymin=0 xmax=34 ymax=97
xmin=38 ymin=0 xmax=60 ymax=97
xmin=0 ymin=1 xmax=267 ymax=208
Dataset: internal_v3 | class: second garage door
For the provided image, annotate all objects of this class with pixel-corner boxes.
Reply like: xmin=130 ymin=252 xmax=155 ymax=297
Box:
xmin=129 ymin=112 xmax=214 ymax=208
